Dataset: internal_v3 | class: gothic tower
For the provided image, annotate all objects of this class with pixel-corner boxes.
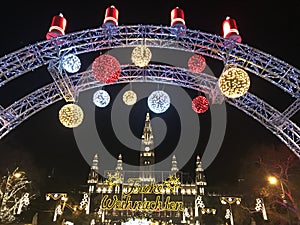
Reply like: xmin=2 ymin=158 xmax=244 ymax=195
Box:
xmin=195 ymin=155 xmax=207 ymax=195
xmin=115 ymin=154 xmax=124 ymax=183
xmin=87 ymin=154 xmax=99 ymax=194
xmin=139 ymin=112 xmax=155 ymax=182
xmin=171 ymin=155 xmax=179 ymax=176
xmin=115 ymin=154 xmax=123 ymax=172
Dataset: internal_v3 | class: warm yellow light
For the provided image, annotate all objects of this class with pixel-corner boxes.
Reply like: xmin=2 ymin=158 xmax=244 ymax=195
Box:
xmin=59 ymin=103 xmax=84 ymax=128
xmin=131 ymin=46 xmax=152 ymax=67
xmin=268 ymin=176 xmax=278 ymax=185
xmin=61 ymin=196 xmax=68 ymax=201
xmin=218 ymin=66 xmax=250 ymax=98
xmin=123 ymin=90 xmax=137 ymax=105
xmin=13 ymin=171 xmax=24 ymax=179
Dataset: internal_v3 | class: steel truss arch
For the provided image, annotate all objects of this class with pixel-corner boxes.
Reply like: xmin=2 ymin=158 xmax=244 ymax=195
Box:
xmin=0 ymin=25 xmax=299 ymax=98
xmin=0 ymin=65 xmax=299 ymax=158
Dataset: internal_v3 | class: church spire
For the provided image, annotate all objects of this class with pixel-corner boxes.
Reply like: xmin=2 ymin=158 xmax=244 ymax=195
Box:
xmin=171 ymin=155 xmax=179 ymax=174
xmin=140 ymin=113 xmax=155 ymax=182
xmin=115 ymin=154 xmax=123 ymax=172
xmin=195 ymin=155 xmax=207 ymax=195
xmin=142 ymin=112 xmax=153 ymax=145
xmin=87 ymin=154 xmax=99 ymax=193
xmin=88 ymin=154 xmax=99 ymax=183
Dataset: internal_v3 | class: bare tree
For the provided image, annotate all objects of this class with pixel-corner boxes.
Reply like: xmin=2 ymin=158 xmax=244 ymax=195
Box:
xmin=0 ymin=167 xmax=35 ymax=223
xmin=241 ymin=143 xmax=300 ymax=225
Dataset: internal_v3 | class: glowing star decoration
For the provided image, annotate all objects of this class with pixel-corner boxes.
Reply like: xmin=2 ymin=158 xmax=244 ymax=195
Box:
xmin=93 ymin=90 xmax=110 ymax=107
xmin=123 ymin=90 xmax=137 ymax=105
xmin=61 ymin=54 xmax=81 ymax=73
xmin=59 ymin=103 xmax=84 ymax=128
xmin=147 ymin=90 xmax=170 ymax=114
xmin=163 ymin=175 xmax=181 ymax=194
xmin=188 ymin=54 xmax=206 ymax=73
xmin=131 ymin=46 xmax=152 ymax=67
xmin=218 ymin=67 xmax=250 ymax=98
xmin=104 ymin=172 xmax=123 ymax=188
xmin=192 ymin=96 xmax=209 ymax=113
xmin=92 ymin=54 xmax=121 ymax=84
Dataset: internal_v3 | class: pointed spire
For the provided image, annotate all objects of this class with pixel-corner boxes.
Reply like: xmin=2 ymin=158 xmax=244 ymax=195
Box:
xmin=88 ymin=154 xmax=99 ymax=184
xmin=142 ymin=112 xmax=153 ymax=145
xmin=196 ymin=155 xmax=203 ymax=172
xmin=171 ymin=155 xmax=179 ymax=173
xmin=195 ymin=155 xmax=207 ymax=194
xmin=91 ymin=154 xmax=99 ymax=173
xmin=140 ymin=113 xmax=155 ymax=182
xmin=115 ymin=154 xmax=123 ymax=171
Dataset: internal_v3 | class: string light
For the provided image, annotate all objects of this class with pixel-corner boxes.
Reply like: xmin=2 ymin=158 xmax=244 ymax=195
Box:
xmin=92 ymin=54 xmax=121 ymax=84
xmin=147 ymin=90 xmax=170 ymax=114
xmin=59 ymin=103 xmax=84 ymax=128
xmin=93 ymin=90 xmax=110 ymax=107
xmin=61 ymin=54 xmax=81 ymax=73
xmin=218 ymin=66 xmax=250 ymax=98
xmin=124 ymin=218 xmax=151 ymax=225
xmin=131 ymin=46 xmax=152 ymax=67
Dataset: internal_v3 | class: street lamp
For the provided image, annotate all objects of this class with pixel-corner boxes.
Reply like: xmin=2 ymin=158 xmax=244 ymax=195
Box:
xmin=220 ymin=197 xmax=241 ymax=225
xmin=46 ymin=193 xmax=69 ymax=221
xmin=267 ymin=175 xmax=291 ymax=225
xmin=267 ymin=176 xmax=286 ymax=203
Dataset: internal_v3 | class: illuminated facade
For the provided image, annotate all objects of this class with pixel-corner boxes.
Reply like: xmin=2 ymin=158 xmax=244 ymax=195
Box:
xmin=81 ymin=113 xmax=214 ymax=225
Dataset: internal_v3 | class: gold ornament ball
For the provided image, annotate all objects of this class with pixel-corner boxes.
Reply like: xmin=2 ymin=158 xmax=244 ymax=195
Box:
xmin=59 ymin=103 xmax=84 ymax=128
xmin=218 ymin=67 xmax=250 ymax=98
xmin=131 ymin=46 xmax=152 ymax=67
xmin=123 ymin=90 xmax=137 ymax=105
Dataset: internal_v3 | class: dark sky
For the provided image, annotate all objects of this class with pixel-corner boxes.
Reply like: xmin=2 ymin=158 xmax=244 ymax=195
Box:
xmin=0 ymin=0 xmax=299 ymax=191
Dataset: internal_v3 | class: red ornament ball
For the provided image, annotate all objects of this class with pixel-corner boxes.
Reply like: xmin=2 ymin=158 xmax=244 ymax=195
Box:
xmin=192 ymin=96 xmax=209 ymax=113
xmin=92 ymin=54 xmax=121 ymax=84
xmin=188 ymin=54 xmax=206 ymax=73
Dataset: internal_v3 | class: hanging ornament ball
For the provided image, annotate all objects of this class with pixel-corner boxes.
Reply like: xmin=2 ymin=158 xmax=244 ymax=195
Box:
xmin=61 ymin=54 xmax=81 ymax=73
xmin=218 ymin=67 xmax=250 ymax=98
xmin=92 ymin=54 xmax=121 ymax=84
xmin=93 ymin=89 xmax=110 ymax=107
xmin=123 ymin=90 xmax=137 ymax=105
xmin=188 ymin=54 xmax=206 ymax=73
xmin=59 ymin=103 xmax=84 ymax=128
xmin=192 ymin=96 xmax=209 ymax=113
xmin=131 ymin=46 xmax=152 ymax=67
xmin=147 ymin=90 xmax=170 ymax=114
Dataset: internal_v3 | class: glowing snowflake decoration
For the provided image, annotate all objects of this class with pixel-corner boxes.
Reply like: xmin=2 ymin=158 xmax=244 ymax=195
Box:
xmin=147 ymin=90 xmax=170 ymax=114
xmin=93 ymin=90 xmax=110 ymax=107
xmin=61 ymin=54 xmax=81 ymax=73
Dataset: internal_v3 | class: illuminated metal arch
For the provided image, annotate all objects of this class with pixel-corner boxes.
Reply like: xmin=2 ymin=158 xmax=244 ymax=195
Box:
xmin=0 ymin=25 xmax=299 ymax=97
xmin=0 ymin=25 xmax=299 ymax=157
xmin=0 ymin=65 xmax=299 ymax=158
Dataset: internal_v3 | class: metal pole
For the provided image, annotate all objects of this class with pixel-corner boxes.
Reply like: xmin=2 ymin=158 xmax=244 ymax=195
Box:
xmin=280 ymin=179 xmax=291 ymax=225
xmin=229 ymin=204 xmax=234 ymax=225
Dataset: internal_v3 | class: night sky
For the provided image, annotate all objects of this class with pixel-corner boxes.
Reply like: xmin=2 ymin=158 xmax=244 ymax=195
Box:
xmin=0 ymin=0 xmax=299 ymax=192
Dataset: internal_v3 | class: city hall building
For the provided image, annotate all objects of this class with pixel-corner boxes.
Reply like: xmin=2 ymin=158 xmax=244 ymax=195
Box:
xmin=47 ymin=113 xmax=220 ymax=225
